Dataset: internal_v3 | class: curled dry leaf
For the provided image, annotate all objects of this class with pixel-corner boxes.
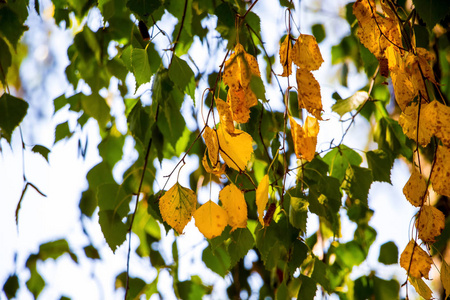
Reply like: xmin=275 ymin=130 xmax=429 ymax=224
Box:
xmin=289 ymin=115 xmax=319 ymax=162
xmin=279 ymin=35 xmax=292 ymax=77
xmin=291 ymin=34 xmax=323 ymax=71
xmin=296 ymin=68 xmax=323 ymax=119
xmin=203 ymin=126 xmax=219 ymax=166
xmin=217 ymin=124 xmax=253 ymax=172
xmin=256 ymin=174 xmax=269 ymax=226
xmin=398 ymin=102 xmax=433 ymax=147
xmin=215 ymin=98 xmax=234 ymax=134
xmin=194 ymin=200 xmax=228 ymax=239
xmin=159 ymin=183 xmax=197 ymax=234
xmin=403 ymin=166 xmax=428 ymax=207
xmin=431 ymin=145 xmax=450 ymax=197
xmin=202 ymin=154 xmax=226 ymax=177
xmin=400 ymin=239 xmax=433 ymax=279
xmin=219 ymin=183 xmax=248 ymax=231
xmin=416 ymin=205 xmax=445 ymax=243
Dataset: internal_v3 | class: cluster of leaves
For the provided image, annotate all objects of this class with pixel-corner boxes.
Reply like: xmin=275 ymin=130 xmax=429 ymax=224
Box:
xmin=1 ymin=0 xmax=450 ymax=299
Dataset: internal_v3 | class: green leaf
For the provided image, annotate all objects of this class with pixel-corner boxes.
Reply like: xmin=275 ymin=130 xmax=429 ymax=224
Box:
xmin=228 ymin=227 xmax=255 ymax=267
xmin=97 ymin=183 xmax=131 ymax=218
xmin=202 ymin=245 xmax=231 ymax=277
xmin=323 ymin=145 xmax=362 ymax=183
xmin=38 ymin=239 xmax=77 ymax=262
xmin=3 ymin=274 xmax=19 ymax=300
xmin=26 ymin=267 xmax=45 ymax=299
xmin=169 ymin=55 xmax=195 ymax=100
xmin=126 ymin=0 xmax=162 ymax=20
xmin=98 ymin=0 xmax=115 ymax=21
xmin=81 ymin=93 xmax=111 ymax=128
xmin=116 ymin=272 xmax=146 ymax=300
xmin=378 ymin=241 xmax=398 ymax=265
xmin=0 ymin=7 xmax=28 ymax=48
xmin=412 ymin=0 xmax=450 ymax=30
xmin=374 ymin=117 xmax=412 ymax=160
xmin=157 ymin=98 xmax=186 ymax=148
xmin=83 ymin=245 xmax=100 ymax=259
xmin=288 ymin=239 xmax=308 ymax=276
xmin=335 ymin=241 xmax=365 ymax=268
xmin=343 ymin=165 xmax=373 ymax=204
xmin=298 ymin=275 xmax=317 ymax=300
xmin=250 ymin=75 xmax=267 ymax=102
xmin=127 ymin=101 xmax=153 ymax=146
xmin=98 ymin=132 xmax=125 ymax=167
xmin=0 ymin=93 xmax=28 ymax=143
xmin=312 ymin=24 xmax=326 ymax=43
xmin=311 ymin=258 xmax=331 ymax=292
xmin=98 ymin=210 xmax=128 ymax=253
xmin=332 ymin=91 xmax=368 ymax=118
xmin=289 ymin=197 xmax=308 ymax=233
xmin=177 ymin=276 xmax=208 ymax=300
xmin=374 ymin=277 xmax=400 ymax=300
xmin=31 ymin=145 xmax=50 ymax=162
xmin=131 ymin=43 xmax=160 ymax=90
xmin=0 ymin=37 xmax=11 ymax=85
xmin=275 ymin=280 xmax=288 ymax=300
xmin=366 ymin=150 xmax=394 ymax=184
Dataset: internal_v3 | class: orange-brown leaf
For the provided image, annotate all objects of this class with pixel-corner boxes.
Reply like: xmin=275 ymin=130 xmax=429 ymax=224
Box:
xmin=215 ymin=98 xmax=235 ymax=133
xmin=416 ymin=205 xmax=445 ymax=243
xmin=400 ymin=239 xmax=433 ymax=279
xmin=226 ymin=85 xmax=257 ymax=123
xmin=292 ymin=34 xmax=323 ymax=71
xmin=289 ymin=115 xmax=319 ymax=161
xmin=296 ymin=68 xmax=323 ymax=119
xmin=279 ymin=35 xmax=292 ymax=76
xmin=431 ymin=145 xmax=450 ymax=197
xmin=403 ymin=166 xmax=428 ymax=207
xmin=219 ymin=183 xmax=248 ymax=231
xmin=223 ymin=43 xmax=260 ymax=90
xmin=194 ymin=200 xmax=228 ymax=239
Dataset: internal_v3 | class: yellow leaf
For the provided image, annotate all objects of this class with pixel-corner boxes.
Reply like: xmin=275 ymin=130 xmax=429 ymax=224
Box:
xmin=256 ymin=174 xmax=269 ymax=226
xmin=194 ymin=200 xmax=228 ymax=239
xmin=296 ymin=68 xmax=323 ymax=119
xmin=223 ymin=43 xmax=260 ymax=91
xmin=409 ymin=276 xmax=432 ymax=300
xmin=203 ymin=126 xmax=219 ymax=166
xmin=202 ymin=153 xmax=226 ymax=177
xmin=391 ymin=70 xmax=415 ymax=111
xmin=159 ymin=183 xmax=197 ymax=234
xmin=403 ymin=166 xmax=428 ymax=207
xmin=226 ymin=85 xmax=257 ymax=123
xmin=421 ymin=100 xmax=450 ymax=147
xmin=215 ymin=98 xmax=234 ymax=133
xmin=219 ymin=183 xmax=248 ymax=231
xmin=416 ymin=205 xmax=445 ymax=243
xmin=217 ymin=124 xmax=253 ymax=171
xmin=400 ymin=239 xmax=433 ymax=279
xmin=441 ymin=260 xmax=450 ymax=300
xmin=431 ymin=145 xmax=450 ymax=197
xmin=398 ymin=102 xmax=433 ymax=147
xmin=353 ymin=0 xmax=375 ymax=25
xmin=289 ymin=115 xmax=319 ymax=162
xmin=291 ymin=34 xmax=323 ymax=71
xmin=279 ymin=35 xmax=292 ymax=77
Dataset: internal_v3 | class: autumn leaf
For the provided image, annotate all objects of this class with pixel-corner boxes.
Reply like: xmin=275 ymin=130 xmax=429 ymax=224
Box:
xmin=421 ymin=100 xmax=450 ymax=147
xmin=279 ymin=35 xmax=292 ymax=77
xmin=219 ymin=183 xmax=248 ymax=231
xmin=353 ymin=0 xmax=375 ymax=25
xmin=194 ymin=200 xmax=228 ymax=239
xmin=430 ymin=145 xmax=450 ymax=197
xmin=202 ymin=153 xmax=226 ymax=177
xmin=399 ymin=239 xmax=433 ymax=279
xmin=159 ymin=183 xmax=197 ymax=234
xmin=390 ymin=71 xmax=415 ymax=111
xmin=409 ymin=276 xmax=432 ymax=300
xmin=291 ymin=34 xmax=323 ymax=71
xmin=256 ymin=174 xmax=269 ymax=226
xmin=215 ymin=98 xmax=235 ymax=134
xmin=203 ymin=126 xmax=219 ymax=166
xmin=217 ymin=124 xmax=253 ymax=172
xmin=403 ymin=166 xmax=428 ymax=207
xmin=226 ymin=85 xmax=257 ymax=123
xmin=442 ymin=260 xmax=450 ymax=300
xmin=296 ymin=68 xmax=323 ymax=119
xmin=398 ymin=102 xmax=433 ymax=147
xmin=289 ymin=115 xmax=319 ymax=161
xmin=416 ymin=205 xmax=445 ymax=243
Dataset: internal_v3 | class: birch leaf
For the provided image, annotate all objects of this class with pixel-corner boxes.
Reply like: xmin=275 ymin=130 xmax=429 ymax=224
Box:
xmin=416 ymin=205 xmax=445 ymax=243
xmin=194 ymin=200 xmax=228 ymax=239
xmin=279 ymin=35 xmax=292 ymax=77
xmin=159 ymin=183 xmax=197 ymax=234
xmin=202 ymin=153 xmax=226 ymax=177
xmin=421 ymin=100 xmax=450 ymax=147
xmin=256 ymin=174 xmax=269 ymax=226
xmin=398 ymin=103 xmax=433 ymax=147
xmin=442 ymin=260 xmax=450 ymax=300
xmin=289 ymin=115 xmax=319 ymax=162
xmin=223 ymin=43 xmax=260 ymax=91
xmin=219 ymin=184 xmax=248 ymax=231
xmin=431 ymin=145 xmax=450 ymax=197
xmin=215 ymin=98 xmax=234 ymax=134
xmin=203 ymin=126 xmax=219 ymax=166
xmin=217 ymin=124 xmax=253 ymax=172
xmin=409 ymin=276 xmax=432 ymax=300
xmin=399 ymin=239 xmax=432 ymax=279
xmin=403 ymin=166 xmax=428 ymax=207
xmin=296 ymin=68 xmax=323 ymax=119
xmin=332 ymin=91 xmax=369 ymax=117
xmin=291 ymin=34 xmax=323 ymax=71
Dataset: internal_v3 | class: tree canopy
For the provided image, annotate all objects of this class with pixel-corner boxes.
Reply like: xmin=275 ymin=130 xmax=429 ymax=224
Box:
xmin=1 ymin=0 xmax=450 ymax=299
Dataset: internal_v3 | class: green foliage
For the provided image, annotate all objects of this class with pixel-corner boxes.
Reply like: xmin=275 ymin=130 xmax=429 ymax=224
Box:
xmin=0 ymin=93 xmax=28 ymax=142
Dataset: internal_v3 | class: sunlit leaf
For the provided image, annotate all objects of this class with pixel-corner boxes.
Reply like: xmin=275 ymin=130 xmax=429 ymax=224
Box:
xmin=292 ymin=34 xmax=324 ymax=71
xmin=201 ymin=154 xmax=226 ymax=177
xmin=228 ymin=228 xmax=254 ymax=267
xmin=416 ymin=205 xmax=445 ymax=243
xmin=202 ymin=126 xmax=219 ymax=166
xmin=159 ymin=183 xmax=197 ymax=234
xmin=215 ymin=98 xmax=234 ymax=134
xmin=194 ymin=200 xmax=228 ymax=239
xmin=289 ymin=115 xmax=319 ymax=162
xmin=400 ymin=239 xmax=432 ymax=279
xmin=430 ymin=145 xmax=450 ymax=197
xmin=442 ymin=260 xmax=450 ymax=300
xmin=219 ymin=183 xmax=247 ymax=231
xmin=279 ymin=35 xmax=292 ymax=77
xmin=398 ymin=102 xmax=433 ymax=147
xmin=217 ymin=124 xmax=253 ymax=171
xmin=409 ymin=276 xmax=432 ymax=300
xmin=256 ymin=174 xmax=269 ymax=226
xmin=223 ymin=43 xmax=260 ymax=90
xmin=202 ymin=245 xmax=230 ymax=278
xmin=421 ymin=100 xmax=450 ymax=147
xmin=332 ymin=91 xmax=368 ymax=118
xmin=226 ymin=85 xmax=256 ymax=123
xmin=403 ymin=166 xmax=428 ymax=207
xmin=296 ymin=68 xmax=323 ymax=119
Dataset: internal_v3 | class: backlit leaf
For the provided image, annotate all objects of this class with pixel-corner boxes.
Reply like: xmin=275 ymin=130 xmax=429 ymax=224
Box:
xmin=403 ymin=166 xmax=428 ymax=207
xmin=202 ymin=245 xmax=230 ymax=277
xmin=366 ymin=150 xmax=394 ymax=183
xmin=256 ymin=174 xmax=269 ymax=226
xmin=391 ymin=70 xmax=415 ymax=111
xmin=343 ymin=165 xmax=373 ymax=203
xmin=400 ymin=239 xmax=432 ymax=279
xmin=81 ymin=93 xmax=110 ymax=128
xmin=194 ymin=200 xmax=228 ymax=239
xmin=332 ymin=91 xmax=368 ymax=118
xmin=292 ymin=34 xmax=323 ymax=71
xmin=296 ymin=68 xmax=323 ymax=119
xmin=217 ymin=124 xmax=253 ymax=172
xmin=289 ymin=116 xmax=319 ymax=162
xmin=0 ymin=93 xmax=29 ymax=143
xmin=416 ymin=205 xmax=445 ymax=243
xmin=409 ymin=276 xmax=432 ymax=300
xmin=98 ymin=210 xmax=128 ymax=252
xmin=203 ymin=126 xmax=219 ymax=166
xmin=226 ymin=85 xmax=256 ymax=123
xmin=223 ymin=43 xmax=261 ymax=90
xmin=421 ymin=100 xmax=450 ymax=147
xmin=228 ymin=228 xmax=254 ymax=267
xmin=219 ymin=183 xmax=247 ymax=231
xmin=442 ymin=260 xmax=450 ymax=300
xmin=159 ymin=183 xmax=197 ymax=234
xmin=215 ymin=98 xmax=234 ymax=134
xmin=201 ymin=154 xmax=226 ymax=177
xmin=169 ymin=55 xmax=195 ymax=100
xmin=398 ymin=102 xmax=433 ymax=147
xmin=430 ymin=145 xmax=450 ymax=197
xmin=279 ymin=35 xmax=292 ymax=77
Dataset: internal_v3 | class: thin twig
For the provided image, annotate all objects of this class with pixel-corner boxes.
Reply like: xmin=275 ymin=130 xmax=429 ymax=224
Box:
xmin=169 ymin=0 xmax=189 ymax=67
